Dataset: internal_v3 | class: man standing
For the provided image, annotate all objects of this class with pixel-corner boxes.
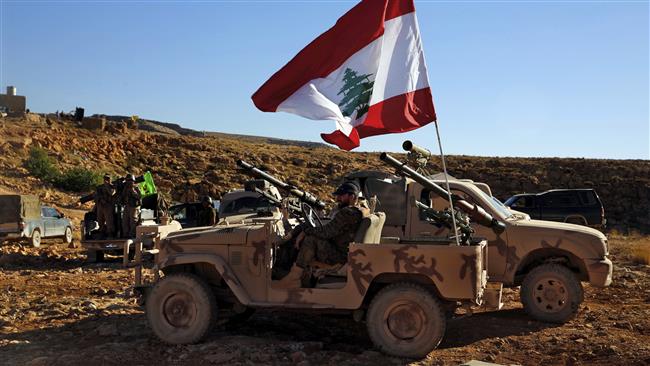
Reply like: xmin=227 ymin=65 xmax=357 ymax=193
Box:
xmin=119 ymin=174 xmax=142 ymax=238
xmin=275 ymin=182 xmax=365 ymax=288
xmin=96 ymin=174 xmax=115 ymax=238
xmin=197 ymin=196 xmax=217 ymax=226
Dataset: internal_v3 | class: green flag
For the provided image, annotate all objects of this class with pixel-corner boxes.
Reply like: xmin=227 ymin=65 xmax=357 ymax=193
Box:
xmin=138 ymin=171 xmax=157 ymax=197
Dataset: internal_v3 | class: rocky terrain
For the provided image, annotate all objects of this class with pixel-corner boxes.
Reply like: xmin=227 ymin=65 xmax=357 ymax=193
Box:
xmin=1 ymin=114 xmax=649 ymax=365
xmin=0 ymin=114 xmax=648 ymax=233
xmin=0 ymin=235 xmax=648 ymax=366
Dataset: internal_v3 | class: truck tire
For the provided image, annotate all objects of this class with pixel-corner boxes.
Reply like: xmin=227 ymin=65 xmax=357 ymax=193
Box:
xmin=86 ymin=249 xmax=104 ymax=263
xmin=63 ymin=227 xmax=73 ymax=244
xmin=146 ymin=273 xmax=217 ymax=344
xmin=521 ymin=264 xmax=583 ymax=323
xmin=31 ymin=229 xmax=41 ymax=248
xmin=366 ymin=283 xmax=445 ymax=358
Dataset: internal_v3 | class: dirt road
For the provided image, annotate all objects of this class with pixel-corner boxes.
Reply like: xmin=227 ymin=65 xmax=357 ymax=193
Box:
xmin=1 ymin=236 xmax=649 ymax=366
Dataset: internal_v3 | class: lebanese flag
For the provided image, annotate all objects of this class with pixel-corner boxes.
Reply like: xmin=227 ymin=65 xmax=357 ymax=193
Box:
xmin=252 ymin=0 xmax=436 ymax=151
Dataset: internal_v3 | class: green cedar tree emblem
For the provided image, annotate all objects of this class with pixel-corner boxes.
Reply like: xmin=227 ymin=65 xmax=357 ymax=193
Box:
xmin=337 ymin=68 xmax=374 ymax=119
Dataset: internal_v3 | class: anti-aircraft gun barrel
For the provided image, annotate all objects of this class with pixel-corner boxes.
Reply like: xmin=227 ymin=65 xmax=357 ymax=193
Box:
xmin=380 ymin=153 xmax=506 ymax=234
xmin=236 ymin=160 xmax=326 ymax=210
xmin=403 ymin=140 xmax=432 ymax=159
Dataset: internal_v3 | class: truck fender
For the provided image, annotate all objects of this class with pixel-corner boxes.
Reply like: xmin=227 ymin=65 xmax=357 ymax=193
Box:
xmin=159 ymin=253 xmax=253 ymax=306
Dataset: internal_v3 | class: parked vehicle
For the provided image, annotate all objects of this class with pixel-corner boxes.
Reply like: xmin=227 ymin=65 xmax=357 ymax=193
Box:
xmin=168 ymin=201 xmax=219 ymax=228
xmin=130 ymin=161 xmax=496 ymax=358
xmin=504 ymin=189 xmax=605 ymax=228
xmin=0 ymin=194 xmax=73 ymax=247
xmin=343 ymin=144 xmax=612 ymax=324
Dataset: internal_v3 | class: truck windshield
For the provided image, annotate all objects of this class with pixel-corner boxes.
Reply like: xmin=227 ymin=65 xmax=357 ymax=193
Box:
xmin=474 ymin=189 xmax=513 ymax=219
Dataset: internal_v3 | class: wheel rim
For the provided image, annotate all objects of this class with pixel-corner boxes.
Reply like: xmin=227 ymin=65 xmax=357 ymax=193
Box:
xmin=65 ymin=228 xmax=72 ymax=242
xmin=33 ymin=231 xmax=41 ymax=246
xmin=533 ymin=277 xmax=568 ymax=313
xmin=383 ymin=301 xmax=426 ymax=341
xmin=162 ymin=291 xmax=197 ymax=328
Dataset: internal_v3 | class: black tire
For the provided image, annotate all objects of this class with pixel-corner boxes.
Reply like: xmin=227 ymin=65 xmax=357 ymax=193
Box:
xmin=146 ymin=273 xmax=217 ymax=344
xmin=31 ymin=229 xmax=41 ymax=248
xmin=366 ymin=283 xmax=446 ymax=358
xmin=63 ymin=227 xmax=73 ymax=244
xmin=520 ymin=264 xmax=583 ymax=323
xmin=86 ymin=249 xmax=104 ymax=263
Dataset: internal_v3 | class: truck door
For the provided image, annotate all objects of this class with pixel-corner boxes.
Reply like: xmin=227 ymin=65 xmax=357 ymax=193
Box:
xmin=42 ymin=207 xmax=64 ymax=237
xmin=428 ymin=188 xmax=509 ymax=282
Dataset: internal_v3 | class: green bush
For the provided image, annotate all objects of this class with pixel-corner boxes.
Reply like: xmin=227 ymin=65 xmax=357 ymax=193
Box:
xmin=24 ymin=146 xmax=102 ymax=192
xmin=55 ymin=166 xmax=103 ymax=192
xmin=24 ymin=147 xmax=60 ymax=182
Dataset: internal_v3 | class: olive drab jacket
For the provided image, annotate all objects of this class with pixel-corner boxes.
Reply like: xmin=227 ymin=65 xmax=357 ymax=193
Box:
xmin=303 ymin=205 xmax=364 ymax=250
xmin=96 ymin=183 xmax=115 ymax=206
xmin=120 ymin=186 xmax=142 ymax=208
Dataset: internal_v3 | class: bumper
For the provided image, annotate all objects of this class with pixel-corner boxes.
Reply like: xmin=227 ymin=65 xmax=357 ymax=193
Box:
xmin=585 ymin=257 xmax=613 ymax=287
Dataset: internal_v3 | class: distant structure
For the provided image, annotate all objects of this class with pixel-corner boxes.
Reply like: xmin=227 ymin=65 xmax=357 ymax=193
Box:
xmin=0 ymin=86 xmax=27 ymax=114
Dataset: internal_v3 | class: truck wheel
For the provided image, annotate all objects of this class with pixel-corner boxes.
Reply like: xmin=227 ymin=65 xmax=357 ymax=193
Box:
xmin=31 ymin=229 xmax=41 ymax=248
xmin=521 ymin=264 xmax=583 ymax=323
xmin=146 ymin=273 xmax=217 ymax=344
xmin=366 ymin=283 xmax=445 ymax=358
xmin=86 ymin=249 xmax=104 ymax=263
xmin=63 ymin=227 xmax=73 ymax=244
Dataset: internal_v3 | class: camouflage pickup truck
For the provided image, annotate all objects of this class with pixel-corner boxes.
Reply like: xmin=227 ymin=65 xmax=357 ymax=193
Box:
xmin=345 ymin=142 xmax=613 ymax=323
xmin=131 ymin=162 xmax=496 ymax=358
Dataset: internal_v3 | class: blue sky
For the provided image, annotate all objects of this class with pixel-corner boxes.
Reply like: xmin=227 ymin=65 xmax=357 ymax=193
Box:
xmin=1 ymin=0 xmax=648 ymax=159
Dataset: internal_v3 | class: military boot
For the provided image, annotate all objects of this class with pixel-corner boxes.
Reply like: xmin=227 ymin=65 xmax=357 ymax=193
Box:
xmin=273 ymin=264 xmax=303 ymax=289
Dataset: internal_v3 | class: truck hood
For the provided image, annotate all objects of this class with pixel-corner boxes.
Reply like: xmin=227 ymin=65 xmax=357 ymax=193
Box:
xmin=162 ymin=223 xmax=265 ymax=246
xmin=510 ymin=218 xmax=608 ymax=258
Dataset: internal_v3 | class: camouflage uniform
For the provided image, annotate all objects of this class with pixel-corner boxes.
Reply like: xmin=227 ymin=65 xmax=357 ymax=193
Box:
xmin=119 ymin=185 xmax=142 ymax=238
xmin=296 ymin=206 xmax=363 ymax=267
xmin=197 ymin=206 xmax=217 ymax=226
xmin=95 ymin=182 xmax=115 ymax=237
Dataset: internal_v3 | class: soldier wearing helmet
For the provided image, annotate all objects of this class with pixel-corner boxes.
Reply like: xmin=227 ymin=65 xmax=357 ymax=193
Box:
xmin=95 ymin=174 xmax=115 ymax=238
xmin=119 ymin=173 xmax=142 ymax=238
xmin=197 ymin=195 xmax=217 ymax=226
xmin=275 ymin=181 xmax=365 ymax=288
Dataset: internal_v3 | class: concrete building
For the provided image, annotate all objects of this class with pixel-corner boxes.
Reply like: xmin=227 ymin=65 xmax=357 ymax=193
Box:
xmin=0 ymin=86 xmax=27 ymax=113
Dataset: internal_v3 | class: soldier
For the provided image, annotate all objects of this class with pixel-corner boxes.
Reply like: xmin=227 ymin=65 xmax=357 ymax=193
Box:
xmin=197 ymin=195 xmax=217 ymax=226
xmin=275 ymin=182 xmax=365 ymax=288
xmin=119 ymin=174 xmax=142 ymax=238
xmin=96 ymin=174 xmax=115 ymax=238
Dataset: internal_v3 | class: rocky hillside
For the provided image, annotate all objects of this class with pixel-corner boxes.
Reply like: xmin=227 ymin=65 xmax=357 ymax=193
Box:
xmin=0 ymin=114 xmax=648 ymax=233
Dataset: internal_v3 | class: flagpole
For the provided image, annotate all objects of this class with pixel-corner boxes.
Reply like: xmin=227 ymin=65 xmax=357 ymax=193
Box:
xmin=433 ymin=120 xmax=460 ymax=246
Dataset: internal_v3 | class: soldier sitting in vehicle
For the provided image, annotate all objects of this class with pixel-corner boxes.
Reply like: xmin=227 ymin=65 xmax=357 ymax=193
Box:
xmin=275 ymin=182 xmax=366 ymax=288
xmin=197 ymin=195 xmax=217 ymax=226
xmin=95 ymin=174 xmax=115 ymax=239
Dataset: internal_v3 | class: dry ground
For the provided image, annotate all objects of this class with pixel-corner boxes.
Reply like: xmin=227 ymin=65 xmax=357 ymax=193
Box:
xmin=0 ymin=235 xmax=648 ymax=366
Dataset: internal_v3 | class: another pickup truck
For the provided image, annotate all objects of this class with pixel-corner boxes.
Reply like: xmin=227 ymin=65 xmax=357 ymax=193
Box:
xmin=0 ymin=194 xmax=74 ymax=247
xmin=504 ymin=189 xmax=606 ymax=229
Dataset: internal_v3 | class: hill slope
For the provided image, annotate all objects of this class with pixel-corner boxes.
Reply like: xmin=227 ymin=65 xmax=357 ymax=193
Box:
xmin=0 ymin=114 xmax=648 ymax=232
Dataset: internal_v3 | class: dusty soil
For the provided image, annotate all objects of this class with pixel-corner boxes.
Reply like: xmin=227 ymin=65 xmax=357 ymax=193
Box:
xmin=1 ymin=235 xmax=648 ymax=366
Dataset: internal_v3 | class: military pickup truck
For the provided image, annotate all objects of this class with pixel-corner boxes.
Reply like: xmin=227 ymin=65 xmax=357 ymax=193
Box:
xmin=130 ymin=161 xmax=498 ymax=358
xmin=0 ymin=194 xmax=73 ymax=247
xmin=345 ymin=144 xmax=612 ymax=323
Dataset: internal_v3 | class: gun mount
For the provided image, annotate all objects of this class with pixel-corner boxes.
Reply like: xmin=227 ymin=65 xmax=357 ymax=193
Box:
xmin=402 ymin=140 xmax=432 ymax=175
xmin=236 ymin=160 xmax=326 ymax=210
xmin=415 ymin=200 xmax=474 ymax=245
xmin=380 ymin=153 xmax=506 ymax=235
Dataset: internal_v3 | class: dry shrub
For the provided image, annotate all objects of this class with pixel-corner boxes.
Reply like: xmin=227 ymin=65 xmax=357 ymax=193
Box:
xmin=631 ymin=246 xmax=650 ymax=265
xmin=609 ymin=234 xmax=650 ymax=265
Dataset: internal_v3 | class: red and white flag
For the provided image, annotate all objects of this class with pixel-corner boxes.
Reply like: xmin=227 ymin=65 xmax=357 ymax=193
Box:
xmin=252 ymin=0 xmax=436 ymax=151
